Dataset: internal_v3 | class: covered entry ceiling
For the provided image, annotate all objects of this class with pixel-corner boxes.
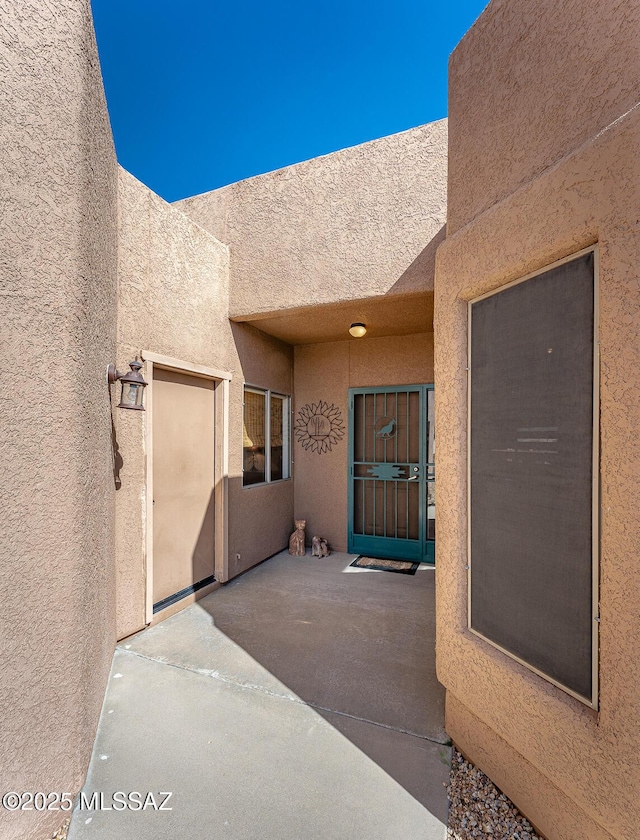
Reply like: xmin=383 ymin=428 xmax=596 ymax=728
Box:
xmin=231 ymin=292 xmax=434 ymax=345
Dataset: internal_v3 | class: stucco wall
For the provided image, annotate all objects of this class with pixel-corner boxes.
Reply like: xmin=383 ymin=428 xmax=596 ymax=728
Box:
xmin=436 ymin=6 xmax=640 ymax=835
xmin=447 ymin=0 xmax=640 ymax=234
xmin=0 ymin=2 xmax=118 ymax=838
xmin=116 ymin=170 xmax=294 ymax=638
xmin=175 ymin=121 xmax=448 ymax=318
xmin=293 ymin=333 xmax=434 ymax=552
xmin=228 ymin=323 xmax=294 ymax=579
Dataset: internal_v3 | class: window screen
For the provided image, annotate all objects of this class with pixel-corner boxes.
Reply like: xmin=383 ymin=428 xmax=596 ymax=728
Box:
xmin=243 ymin=389 xmax=266 ymax=486
xmin=469 ymin=250 xmax=597 ymax=705
xmin=243 ymin=388 xmax=290 ymax=487
xmin=270 ymin=394 xmax=290 ymax=482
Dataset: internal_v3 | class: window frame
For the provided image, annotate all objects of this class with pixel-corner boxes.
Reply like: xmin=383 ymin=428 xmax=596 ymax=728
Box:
xmin=242 ymin=385 xmax=291 ymax=488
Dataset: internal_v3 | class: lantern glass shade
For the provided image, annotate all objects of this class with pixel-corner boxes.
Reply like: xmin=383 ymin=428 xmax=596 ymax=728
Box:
xmin=119 ymin=381 xmax=144 ymax=410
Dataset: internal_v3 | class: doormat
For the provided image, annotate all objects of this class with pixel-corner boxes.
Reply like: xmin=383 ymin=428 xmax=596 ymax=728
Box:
xmin=350 ymin=556 xmax=419 ymax=575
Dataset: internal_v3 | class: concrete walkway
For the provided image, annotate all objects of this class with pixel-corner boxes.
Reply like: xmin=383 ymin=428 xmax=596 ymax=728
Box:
xmin=68 ymin=552 xmax=450 ymax=839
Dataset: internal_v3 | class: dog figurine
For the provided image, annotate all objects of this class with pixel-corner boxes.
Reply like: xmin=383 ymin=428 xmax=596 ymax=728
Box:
xmin=311 ymin=535 xmax=330 ymax=557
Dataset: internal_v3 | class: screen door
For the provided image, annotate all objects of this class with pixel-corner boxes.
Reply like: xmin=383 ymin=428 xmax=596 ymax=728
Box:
xmin=348 ymin=385 xmax=434 ymax=563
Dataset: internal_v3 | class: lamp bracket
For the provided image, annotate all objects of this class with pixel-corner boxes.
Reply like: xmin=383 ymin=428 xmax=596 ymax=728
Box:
xmin=107 ymin=363 xmax=122 ymax=384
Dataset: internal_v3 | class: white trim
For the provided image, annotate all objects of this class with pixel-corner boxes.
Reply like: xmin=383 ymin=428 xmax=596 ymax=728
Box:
xmin=591 ymin=245 xmax=601 ymax=708
xmin=142 ymin=351 xmax=232 ymax=382
xmin=143 ymin=352 xmax=231 ymax=622
xmin=469 ymin=244 xmax=598 ymax=304
xmin=214 ymin=378 xmax=230 ymax=583
xmin=466 ymin=296 xmax=473 ymax=638
xmin=466 ymin=244 xmax=600 ymax=710
xmin=467 ymin=627 xmax=597 ymax=708
xmin=144 ymin=360 xmax=155 ymax=625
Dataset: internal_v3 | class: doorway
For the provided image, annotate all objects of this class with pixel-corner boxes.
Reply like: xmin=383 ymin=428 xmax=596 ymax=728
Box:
xmin=151 ymin=367 xmax=216 ymax=613
xmin=348 ymin=385 xmax=435 ymax=563
xmin=143 ymin=352 xmax=232 ymax=623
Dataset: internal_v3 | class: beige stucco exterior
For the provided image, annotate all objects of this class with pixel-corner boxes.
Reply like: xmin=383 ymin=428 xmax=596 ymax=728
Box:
xmin=435 ymin=2 xmax=640 ymax=838
xmin=293 ymin=334 xmax=434 ymax=552
xmin=115 ymin=168 xmax=230 ymax=638
xmin=3 ymin=0 xmax=640 ymax=837
xmin=115 ymin=169 xmax=294 ymax=639
xmin=226 ymin=321 xmax=294 ymax=579
xmin=447 ymin=0 xmax=640 ymax=236
xmin=175 ymin=121 xmax=447 ymax=319
xmin=0 ymin=1 xmax=119 ymax=838
xmin=173 ymin=119 xmax=444 ymax=560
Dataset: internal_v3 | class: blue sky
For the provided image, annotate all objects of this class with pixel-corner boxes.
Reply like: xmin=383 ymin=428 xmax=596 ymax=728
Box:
xmin=91 ymin=0 xmax=488 ymax=203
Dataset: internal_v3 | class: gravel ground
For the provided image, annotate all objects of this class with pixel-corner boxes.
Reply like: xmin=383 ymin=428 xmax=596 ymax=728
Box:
xmin=46 ymin=750 xmax=543 ymax=840
xmin=447 ymin=749 xmax=544 ymax=839
xmin=47 ymin=817 xmax=69 ymax=839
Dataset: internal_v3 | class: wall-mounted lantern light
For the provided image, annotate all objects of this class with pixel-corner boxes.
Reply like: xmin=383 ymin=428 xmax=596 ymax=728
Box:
xmin=107 ymin=358 xmax=148 ymax=410
xmin=349 ymin=323 xmax=367 ymax=338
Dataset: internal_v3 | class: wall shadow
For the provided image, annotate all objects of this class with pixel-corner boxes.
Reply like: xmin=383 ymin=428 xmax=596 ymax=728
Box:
xmin=108 ymin=391 xmax=123 ymax=490
xmin=191 ymin=489 xmax=216 ymax=584
xmin=387 ymin=224 xmax=446 ymax=296
xmin=193 ymin=552 xmax=449 ymax=821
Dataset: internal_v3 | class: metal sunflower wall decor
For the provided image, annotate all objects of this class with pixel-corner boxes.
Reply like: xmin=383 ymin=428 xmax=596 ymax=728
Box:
xmin=294 ymin=401 xmax=345 ymax=454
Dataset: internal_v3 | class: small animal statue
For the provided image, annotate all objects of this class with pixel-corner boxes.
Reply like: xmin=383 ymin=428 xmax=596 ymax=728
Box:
xmin=289 ymin=520 xmax=307 ymax=556
xmin=311 ymin=536 xmax=330 ymax=557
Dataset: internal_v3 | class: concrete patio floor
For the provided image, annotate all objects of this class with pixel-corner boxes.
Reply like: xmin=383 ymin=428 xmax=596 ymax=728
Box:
xmin=68 ymin=551 xmax=450 ymax=839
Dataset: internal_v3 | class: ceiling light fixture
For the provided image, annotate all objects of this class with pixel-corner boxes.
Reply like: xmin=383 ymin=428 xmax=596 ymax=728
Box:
xmin=349 ymin=323 xmax=367 ymax=338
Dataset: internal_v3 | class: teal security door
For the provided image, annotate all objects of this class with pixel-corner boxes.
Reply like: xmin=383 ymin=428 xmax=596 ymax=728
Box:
xmin=348 ymin=386 xmax=435 ymax=563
